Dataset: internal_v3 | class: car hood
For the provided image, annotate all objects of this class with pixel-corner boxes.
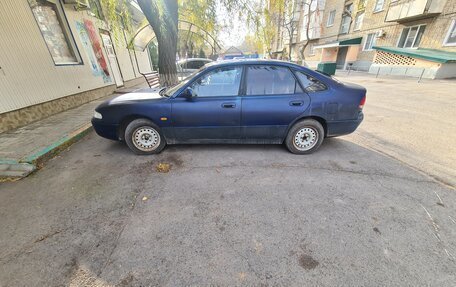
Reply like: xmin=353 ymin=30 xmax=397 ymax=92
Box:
xmin=108 ymin=88 xmax=165 ymax=104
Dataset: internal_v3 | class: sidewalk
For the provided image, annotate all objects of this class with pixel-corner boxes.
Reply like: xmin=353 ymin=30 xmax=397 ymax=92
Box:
xmin=0 ymin=83 xmax=147 ymax=179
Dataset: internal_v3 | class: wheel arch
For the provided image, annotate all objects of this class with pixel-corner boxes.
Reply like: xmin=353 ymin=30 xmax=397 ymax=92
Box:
xmin=118 ymin=115 xmax=158 ymax=141
xmin=285 ymin=115 xmax=328 ymax=141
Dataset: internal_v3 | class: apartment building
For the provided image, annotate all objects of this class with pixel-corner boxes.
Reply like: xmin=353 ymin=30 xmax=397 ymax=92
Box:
xmin=273 ymin=0 xmax=456 ymax=79
xmin=0 ymin=0 xmax=153 ymax=133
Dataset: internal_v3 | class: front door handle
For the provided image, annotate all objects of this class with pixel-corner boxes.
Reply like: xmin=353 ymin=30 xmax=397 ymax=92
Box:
xmin=222 ymin=103 xmax=236 ymax=108
xmin=290 ymin=101 xmax=304 ymax=106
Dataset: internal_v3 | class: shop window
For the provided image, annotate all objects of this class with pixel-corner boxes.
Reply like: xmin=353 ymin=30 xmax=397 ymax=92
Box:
xmin=28 ymin=0 xmax=82 ymax=65
xmin=443 ymin=20 xmax=456 ymax=46
xmin=397 ymin=25 xmax=426 ymax=48
xmin=363 ymin=33 xmax=377 ymax=51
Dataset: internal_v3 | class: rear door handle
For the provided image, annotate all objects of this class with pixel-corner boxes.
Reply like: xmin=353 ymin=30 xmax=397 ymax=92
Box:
xmin=290 ymin=101 xmax=304 ymax=106
xmin=222 ymin=103 xmax=236 ymax=108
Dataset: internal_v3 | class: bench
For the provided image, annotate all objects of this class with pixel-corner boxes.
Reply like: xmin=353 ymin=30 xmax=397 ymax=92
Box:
xmin=141 ymin=72 xmax=160 ymax=88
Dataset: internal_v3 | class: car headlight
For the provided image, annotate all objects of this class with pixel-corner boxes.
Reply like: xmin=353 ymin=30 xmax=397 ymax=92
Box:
xmin=93 ymin=111 xmax=103 ymax=119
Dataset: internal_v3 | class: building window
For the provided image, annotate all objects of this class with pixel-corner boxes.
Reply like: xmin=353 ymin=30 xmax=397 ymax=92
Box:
xmin=28 ymin=0 xmax=82 ymax=65
xmin=327 ymin=10 xmax=336 ymax=27
xmin=363 ymin=33 xmax=377 ymax=51
xmin=443 ymin=19 xmax=456 ymax=46
xmin=373 ymin=0 xmax=384 ymax=12
xmin=354 ymin=12 xmax=364 ymax=30
xmin=397 ymin=25 xmax=426 ymax=48
xmin=309 ymin=44 xmax=315 ymax=55
xmin=340 ymin=4 xmax=352 ymax=34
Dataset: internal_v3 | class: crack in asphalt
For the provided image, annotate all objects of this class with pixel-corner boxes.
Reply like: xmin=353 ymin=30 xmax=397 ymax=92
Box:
xmin=96 ymin=158 xmax=150 ymax=279
xmin=173 ymin=163 xmax=436 ymax=184
xmin=353 ymin=132 xmax=455 ymax=190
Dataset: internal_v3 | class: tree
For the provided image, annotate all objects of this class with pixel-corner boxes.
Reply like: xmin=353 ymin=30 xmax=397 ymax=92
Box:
xmin=178 ymin=0 xmax=219 ymax=59
xmin=133 ymin=0 xmax=260 ymax=85
xmin=298 ymin=0 xmax=316 ymax=65
xmin=279 ymin=0 xmax=298 ymax=61
xmin=137 ymin=0 xmax=179 ymax=86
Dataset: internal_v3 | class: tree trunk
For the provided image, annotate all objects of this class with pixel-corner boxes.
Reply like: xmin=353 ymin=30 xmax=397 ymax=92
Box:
xmin=137 ymin=0 xmax=178 ymax=87
xmin=299 ymin=1 xmax=314 ymax=66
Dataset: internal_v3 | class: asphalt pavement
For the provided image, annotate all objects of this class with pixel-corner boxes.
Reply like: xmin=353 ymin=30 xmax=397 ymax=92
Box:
xmin=0 ymin=73 xmax=455 ymax=286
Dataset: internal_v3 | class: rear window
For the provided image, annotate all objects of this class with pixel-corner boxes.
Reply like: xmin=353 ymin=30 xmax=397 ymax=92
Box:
xmin=295 ymin=71 xmax=327 ymax=92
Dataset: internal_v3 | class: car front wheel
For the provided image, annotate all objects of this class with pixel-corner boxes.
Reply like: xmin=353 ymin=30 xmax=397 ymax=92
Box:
xmin=124 ymin=119 xmax=166 ymax=155
xmin=285 ymin=119 xmax=324 ymax=154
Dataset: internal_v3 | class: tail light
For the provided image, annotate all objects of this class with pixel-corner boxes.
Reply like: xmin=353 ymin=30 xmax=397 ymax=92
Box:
xmin=359 ymin=95 xmax=366 ymax=109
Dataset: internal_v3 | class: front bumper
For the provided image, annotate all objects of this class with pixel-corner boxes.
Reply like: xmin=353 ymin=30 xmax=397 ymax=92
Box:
xmin=326 ymin=112 xmax=364 ymax=137
xmin=91 ymin=118 xmax=119 ymax=140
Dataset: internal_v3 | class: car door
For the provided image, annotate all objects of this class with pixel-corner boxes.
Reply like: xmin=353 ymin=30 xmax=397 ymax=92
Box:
xmin=241 ymin=65 xmax=311 ymax=142
xmin=171 ymin=66 xmax=243 ymax=142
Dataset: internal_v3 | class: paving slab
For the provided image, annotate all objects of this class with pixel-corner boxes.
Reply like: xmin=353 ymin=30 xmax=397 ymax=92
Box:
xmin=0 ymin=97 xmax=111 ymax=179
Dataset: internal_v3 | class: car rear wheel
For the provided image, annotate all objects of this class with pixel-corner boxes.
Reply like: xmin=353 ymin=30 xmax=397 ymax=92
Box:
xmin=285 ymin=119 xmax=324 ymax=154
xmin=124 ymin=119 xmax=165 ymax=155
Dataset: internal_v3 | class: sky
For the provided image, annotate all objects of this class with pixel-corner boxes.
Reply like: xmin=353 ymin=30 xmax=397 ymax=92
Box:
xmin=215 ymin=3 xmax=250 ymax=48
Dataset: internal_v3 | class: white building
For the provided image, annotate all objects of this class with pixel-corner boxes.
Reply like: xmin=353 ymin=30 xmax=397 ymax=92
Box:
xmin=0 ymin=0 xmax=153 ymax=133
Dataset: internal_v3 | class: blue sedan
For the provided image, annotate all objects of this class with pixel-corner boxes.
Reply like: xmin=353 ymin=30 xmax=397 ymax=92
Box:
xmin=92 ymin=59 xmax=366 ymax=154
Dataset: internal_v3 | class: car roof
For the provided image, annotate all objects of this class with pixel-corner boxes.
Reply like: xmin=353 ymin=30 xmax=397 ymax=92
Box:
xmin=207 ymin=59 xmax=302 ymax=69
xmin=177 ymin=58 xmax=212 ymax=64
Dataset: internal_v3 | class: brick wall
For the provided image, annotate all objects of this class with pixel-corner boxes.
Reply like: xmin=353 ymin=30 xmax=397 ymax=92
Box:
xmin=283 ymin=0 xmax=456 ymax=68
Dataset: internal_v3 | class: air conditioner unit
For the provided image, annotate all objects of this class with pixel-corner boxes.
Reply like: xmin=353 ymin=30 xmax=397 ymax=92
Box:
xmin=376 ymin=29 xmax=386 ymax=38
xmin=63 ymin=0 xmax=90 ymax=10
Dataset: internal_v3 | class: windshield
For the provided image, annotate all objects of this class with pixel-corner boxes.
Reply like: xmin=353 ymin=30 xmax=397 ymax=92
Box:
xmin=162 ymin=67 xmax=206 ymax=97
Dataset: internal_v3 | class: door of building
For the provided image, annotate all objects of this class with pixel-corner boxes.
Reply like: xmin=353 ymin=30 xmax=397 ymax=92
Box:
xmin=100 ymin=32 xmax=124 ymax=87
xmin=336 ymin=47 xmax=348 ymax=70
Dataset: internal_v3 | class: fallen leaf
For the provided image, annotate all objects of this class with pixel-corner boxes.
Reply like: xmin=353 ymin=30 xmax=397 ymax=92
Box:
xmin=156 ymin=163 xmax=171 ymax=173
xmin=238 ymin=272 xmax=246 ymax=281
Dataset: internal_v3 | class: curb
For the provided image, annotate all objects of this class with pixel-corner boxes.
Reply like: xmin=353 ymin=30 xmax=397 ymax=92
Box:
xmin=0 ymin=123 xmax=93 ymax=180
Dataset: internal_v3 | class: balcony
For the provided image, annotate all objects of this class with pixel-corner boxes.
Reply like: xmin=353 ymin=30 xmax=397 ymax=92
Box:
xmin=385 ymin=0 xmax=447 ymax=22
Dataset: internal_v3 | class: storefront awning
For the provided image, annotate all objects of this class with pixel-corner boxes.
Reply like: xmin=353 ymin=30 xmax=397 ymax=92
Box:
xmin=373 ymin=46 xmax=456 ymax=63
xmin=314 ymin=37 xmax=363 ymax=49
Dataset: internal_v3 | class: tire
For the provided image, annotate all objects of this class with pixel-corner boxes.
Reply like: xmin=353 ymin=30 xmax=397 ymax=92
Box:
xmin=285 ymin=119 xmax=325 ymax=154
xmin=124 ymin=119 xmax=166 ymax=155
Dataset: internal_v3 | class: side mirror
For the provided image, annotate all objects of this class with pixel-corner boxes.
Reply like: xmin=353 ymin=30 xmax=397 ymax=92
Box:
xmin=181 ymin=87 xmax=195 ymax=99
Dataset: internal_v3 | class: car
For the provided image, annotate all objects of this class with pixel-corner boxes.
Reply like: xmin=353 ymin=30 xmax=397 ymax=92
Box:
xmin=176 ymin=58 xmax=212 ymax=79
xmin=92 ymin=59 xmax=366 ymax=155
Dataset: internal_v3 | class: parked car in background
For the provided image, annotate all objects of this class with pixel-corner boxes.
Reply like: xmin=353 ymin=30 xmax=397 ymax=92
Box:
xmin=176 ymin=58 xmax=212 ymax=79
xmin=92 ymin=59 xmax=366 ymax=155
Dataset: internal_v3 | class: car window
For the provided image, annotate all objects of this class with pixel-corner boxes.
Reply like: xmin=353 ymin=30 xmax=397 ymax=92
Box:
xmin=246 ymin=65 xmax=298 ymax=95
xmin=187 ymin=60 xmax=207 ymax=70
xmin=295 ymin=71 xmax=327 ymax=92
xmin=190 ymin=66 xmax=242 ymax=97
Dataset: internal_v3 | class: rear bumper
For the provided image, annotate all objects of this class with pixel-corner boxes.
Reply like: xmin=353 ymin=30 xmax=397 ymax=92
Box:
xmin=91 ymin=118 xmax=119 ymax=140
xmin=326 ymin=112 xmax=364 ymax=137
